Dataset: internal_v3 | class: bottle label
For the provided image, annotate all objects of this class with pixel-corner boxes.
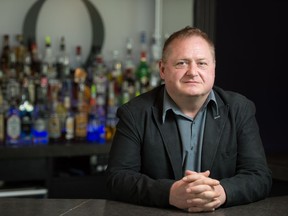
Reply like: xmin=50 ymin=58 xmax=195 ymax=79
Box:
xmin=34 ymin=118 xmax=46 ymax=132
xmin=7 ymin=115 xmax=21 ymax=139
xmin=65 ymin=116 xmax=74 ymax=140
xmin=49 ymin=114 xmax=61 ymax=138
xmin=75 ymin=113 xmax=87 ymax=138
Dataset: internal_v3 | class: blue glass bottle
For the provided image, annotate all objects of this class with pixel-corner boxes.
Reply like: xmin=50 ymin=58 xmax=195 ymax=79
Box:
xmin=19 ymin=78 xmax=34 ymax=145
xmin=32 ymin=77 xmax=49 ymax=145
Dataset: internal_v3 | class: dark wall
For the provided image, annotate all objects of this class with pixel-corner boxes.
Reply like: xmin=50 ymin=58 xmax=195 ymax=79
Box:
xmin=214 ymin=1 xmax=288 ymax=154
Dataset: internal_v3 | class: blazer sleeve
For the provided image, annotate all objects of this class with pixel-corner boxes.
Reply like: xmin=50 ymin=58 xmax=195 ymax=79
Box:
xmin=218 ymin=97 xmax=272 ymax=207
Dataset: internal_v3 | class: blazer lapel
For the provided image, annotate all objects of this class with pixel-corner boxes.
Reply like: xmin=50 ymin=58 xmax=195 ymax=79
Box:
xmin=201 ymin=103 xmax=229 ymax=171
xmin=152 ymin=107 xmax=183 ymax=180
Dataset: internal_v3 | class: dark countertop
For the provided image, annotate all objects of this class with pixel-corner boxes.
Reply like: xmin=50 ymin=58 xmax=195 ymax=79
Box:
xmin=0 ymin=196 xmax=287 ymax=216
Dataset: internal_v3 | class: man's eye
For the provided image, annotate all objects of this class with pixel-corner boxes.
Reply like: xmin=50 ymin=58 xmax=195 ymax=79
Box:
xmin=175 ymin=61 xmax=188 ymax=68
xmin=198 ymin=61 xmax=207 ymax=66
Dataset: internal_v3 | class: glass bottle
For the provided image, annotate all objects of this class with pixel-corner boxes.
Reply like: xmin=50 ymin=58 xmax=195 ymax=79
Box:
xmin=32 ymin=77 xmax=49 ymax=145
xmin=0 ymin=89 xmax=5 ymax=145
xmin=106 ymin=82 xmax=118 ymax=142
xmin=74 ymin=69 xmax=89 ymax=141
xmin=19 ymin=78 xmax=34 ymax=145
xmin=5 ymin=82 xmax=21 ymax=146
xmin=63 ymin=96 xmax=74 ymax=142
xmin=42 ymin=36 xmax=56 ymax=80
xmin=48 ymin=80 xmax=62 ymax=143
xmin=0 ymin=34 xmax=11 ymax=75
xmin=56 ymin=36 xmax=70 ymax=81
xmin=123 ymin=38 xmax=136 ymax=99
xmin=136 ymin=32 xmax=150 ymax=94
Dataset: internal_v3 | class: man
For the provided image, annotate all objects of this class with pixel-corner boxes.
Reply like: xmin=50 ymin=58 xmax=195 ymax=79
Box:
xmin=106 ymin=26 xmax=272 ymax=212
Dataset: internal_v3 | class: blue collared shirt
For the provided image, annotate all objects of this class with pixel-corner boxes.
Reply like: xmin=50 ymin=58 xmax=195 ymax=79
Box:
xmin=162 ymin=89 xmax=218 ymax=173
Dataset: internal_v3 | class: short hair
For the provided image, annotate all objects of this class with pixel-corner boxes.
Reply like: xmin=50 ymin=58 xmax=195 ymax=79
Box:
xmin=162 ymin=26 xmax=215 ymax=62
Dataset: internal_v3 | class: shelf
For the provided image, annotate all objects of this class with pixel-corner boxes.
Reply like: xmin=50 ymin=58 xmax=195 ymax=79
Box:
xmin=0 ymin=143 xmax=111 ymax=159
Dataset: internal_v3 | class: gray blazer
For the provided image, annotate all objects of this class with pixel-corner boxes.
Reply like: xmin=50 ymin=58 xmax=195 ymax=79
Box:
xmin=106 ymin=84 xmax=272 ymax=208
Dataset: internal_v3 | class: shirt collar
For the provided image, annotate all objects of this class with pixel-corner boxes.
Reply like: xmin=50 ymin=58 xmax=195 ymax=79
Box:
xmin=162 ymin=88 xmax=218 ymax=123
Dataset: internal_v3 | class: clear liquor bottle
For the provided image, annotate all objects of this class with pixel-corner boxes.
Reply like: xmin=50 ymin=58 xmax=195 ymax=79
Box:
xmin=32 ymin=77 xmax=49 ymax=145
xmin=19 ymin=78 xmax=34 ymax=145
xmin=42 ymin=36 xmax=56 ymax=80
xmin=56 ymin=36 xmax=70 ymax=80
xmin=123 ymin=38 xmax=136 ymax=99
xmin=5 ymin=82 xmax=21 ymax=146
xmin=63 ymin=96 xmax=74 ymax=142
xmin=136 ymin=32 xmax=151 ymax=94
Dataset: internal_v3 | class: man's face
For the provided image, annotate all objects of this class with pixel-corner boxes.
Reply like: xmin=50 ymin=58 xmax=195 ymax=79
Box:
xmin=159 ymin=36 xmax=216 ymax=100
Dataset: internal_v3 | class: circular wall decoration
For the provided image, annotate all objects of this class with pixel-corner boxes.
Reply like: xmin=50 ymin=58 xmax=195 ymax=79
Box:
xmin=22 ymin=0 xmax=105 ymax=66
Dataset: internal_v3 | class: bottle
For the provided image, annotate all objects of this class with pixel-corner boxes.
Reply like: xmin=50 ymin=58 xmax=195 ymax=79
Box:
xmin=86 ymin=85 xmax=98 ymax=143
xmin=15 ymin=34 xmax=27 ymax=80
xmin=63 ymin=96 xmax=74 ymax=142
xmin=72 ymin=45 xmax=84 ymax=71
xmin=48 ymin=80 xmax=62 ymax=143
xmin=0 ymin=89 xmax=5 ymax=145
xmin=0 ymin=34 xmax=11 ymax=75
xmin=5 ymin=83 xmax=21 ymax=146
xmin=123 ymin=38 xmax=136 ymax=99
xmin=136 ymin=32 xmax=150 ymax=94
xmin=42 ymin=36 xmax=56 ymax=80
xmin=106 ymin=82 xmax=118 ymax=142
xmin=108 ymin=50 xmax=122 ymax=98
xmin=94 ymin=94 xmax=106 ymax=144
xmin=74 ymin=68 xmax=89 ymax=141
xmin=19 ymin=78 xmax=34 ymax=145
xmin=32 ymin=77 xmax=49 ymax=145
xmin=149 ymin=34 xmax=161 ymax=89
xmin=56 ymin=36 xmax=70 ymax=80
xmin=29 ymin=40 xmax=42 ymax=78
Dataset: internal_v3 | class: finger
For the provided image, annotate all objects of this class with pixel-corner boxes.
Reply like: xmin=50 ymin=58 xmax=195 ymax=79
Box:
xmin=182 ymin=172 xmax=208 ymax=182
xmin=185 ymin=170 xmax=210 ymax=177
xmin=186 ymin=184 xmax=218 ymax=194
xmin=185 ymin=176 xmax=220 ymax=187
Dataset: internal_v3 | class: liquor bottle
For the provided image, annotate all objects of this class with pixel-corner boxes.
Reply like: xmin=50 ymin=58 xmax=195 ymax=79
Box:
xmin=0 ymin=89 xmax=5 ymax=145
xmin=95 ymin=94 xmax=106 ymax=144
xmin=19 ymin=78 xmax=34 ymax=145
xmin=15 ymin=34 xmax=27 ymax=80
xmin=86 ymin=85 xmax=98 ymax=143
xmin=123 ymin=38 xmax=136 ymax=99
xmin=63 ymin=96 xmax=74 ymax=142
xmin=56 ymin=36 xmax=70 ymax=80
xmin=106 ymin=82 xmax=118 ymax=142
xmin=5 ymin=82 xmax=21 ymax=146
xmin=86 ymin=45 xmax=101 ymax=83
xmin=29 ymin=41 xmax=42 ymax=78
xmin=72 ymin=45 xmax=84 ymax=71
xmin=74 ymin=69 xmax=89 ymax=141
xmin=149 ymin=35 xmax=161 ymax=89
xmin=91 ymin=53 xmax=107 ymax=97
xmin=48 ymin=80 xmax=62 ymax=143
xmin=121 ymin=80 xmax=130 ymax=105
xmin=108 ymin=50 xmax=122 ymax=98
xmin=0 ymin=34 xmax=11 ymax=75
xmin=42 ymin=36 xmax=56 ymax=80
xmin=32 ymin=77 xmax=49 ymax=145
xmin=136 ymin=32 xmax=151 ymax=94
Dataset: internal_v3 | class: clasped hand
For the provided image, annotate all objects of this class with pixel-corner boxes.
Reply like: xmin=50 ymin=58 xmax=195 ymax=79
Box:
xmin=169 ymin=170 xmax=225 ymax=212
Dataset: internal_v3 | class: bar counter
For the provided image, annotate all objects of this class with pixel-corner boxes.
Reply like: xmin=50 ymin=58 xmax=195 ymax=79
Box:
xmin=0 ymin=196 xmax=287 ymax=216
